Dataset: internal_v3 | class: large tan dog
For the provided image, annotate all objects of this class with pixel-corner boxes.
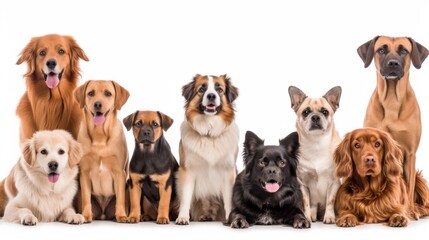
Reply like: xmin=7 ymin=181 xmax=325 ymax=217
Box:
xmin=358 ymin=36 xmax=429 ymax=218
xmin=16 ymin=34 xmax=89 ymax=142
xmin=74 ymin=80 xmax=130 ymax=223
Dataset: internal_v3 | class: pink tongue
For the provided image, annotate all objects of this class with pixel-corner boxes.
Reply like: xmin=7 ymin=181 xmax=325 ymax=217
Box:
xmin=48 ymin=174 xmax=59 ymax=183
xmin=265 ymin=182 xmax=280 ymax=193
xmin=206 ymin=105 xmax=216 ymax=110
xmin=93 ymin=115 xmax=105 ymax=125
xmin=46 ymin=74 xmax=59 ymax=89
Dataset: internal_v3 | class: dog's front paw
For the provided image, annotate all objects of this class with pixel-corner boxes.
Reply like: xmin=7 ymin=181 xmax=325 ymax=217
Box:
xmin=175 ymin=217 xmax=190 ymax=225
xmin=82 ymin=210 xmax=93 ymax=223
xmin=157 ymin=217 xmax=170 ymax=224
xmin=323 ymin=213 xmax=336 ymax=224
xmin=230 ymin=217 xmax=249 ymax=229
xmin=64 ymin=213 xmax=85 ymax=225
xmin=115 ymin=215 xmax=128 ymax=223
xmin=388 ymin=214 xmax=409 ymax=227
xmin=21 ymin=214 xmax=38 ymax=226
xmin=336 ymin=214 xmax=358 ymax=227
xmin=128 ymin=214 xmax=141 ymax=223
xmin=293 ymin=215 xmax=311 ymax=229
xmin=198 ymin=215 xmax=213 ymax=221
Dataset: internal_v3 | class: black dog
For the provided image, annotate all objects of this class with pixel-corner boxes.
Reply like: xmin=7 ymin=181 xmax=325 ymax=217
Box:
xmin=227 ymin=131 xmax=310 ymax=228
xmin=123 ymin=110 xmax=179 ymax=224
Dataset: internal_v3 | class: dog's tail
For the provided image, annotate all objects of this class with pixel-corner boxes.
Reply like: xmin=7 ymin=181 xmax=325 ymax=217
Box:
xmin=0 ymin=179 xmax=7 ymax=217
xmin=414 ymin=171 xmax=429 ymax=217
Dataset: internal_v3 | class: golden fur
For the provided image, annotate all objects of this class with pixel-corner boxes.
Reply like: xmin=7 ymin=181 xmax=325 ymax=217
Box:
xmin=0 ymin=130 xmax=83 ymax=225
xmin=16 ymin=34 xmax=89 ymax=142
xmin=73 ymin=80 xmax=129 ymax=223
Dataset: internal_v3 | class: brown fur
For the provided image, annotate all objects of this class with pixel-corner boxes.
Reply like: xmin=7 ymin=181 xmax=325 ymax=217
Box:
xmin=74 ymin=80 xmax=130 ymax=223
xmin=16 ymin=34 xmax=89 ymax=142
xmin=358 ymin=36 xmax=429 ymax=219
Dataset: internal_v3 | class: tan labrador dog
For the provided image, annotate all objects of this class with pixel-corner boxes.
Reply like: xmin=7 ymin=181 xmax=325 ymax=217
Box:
xmin=358 ymin=36 xmax=429 ymax=218
xmin=74 ymin=80 xmax=130 ymax=223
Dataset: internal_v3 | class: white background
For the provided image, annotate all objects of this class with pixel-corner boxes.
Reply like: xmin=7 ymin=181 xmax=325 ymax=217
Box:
xmin=1 ymin=0 xmax=429 ymax=239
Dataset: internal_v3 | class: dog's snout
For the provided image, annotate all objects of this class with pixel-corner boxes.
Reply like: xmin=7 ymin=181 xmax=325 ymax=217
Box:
xmin=387 ymin=59 xmax=400 ymax=68
xmin=365 ymin=155 xmax=375 ymax=165
xmin=46 ymin=59 xmax=57 ymax=70
xmin=311 ymin=115 xmax=320 ymax=123
xmin=267 ymin=166 xmax=277 ymax=174
xmin=94 ymin=101 xmax=102 ymax=110
xmin=207 ymin=93 xmax=216 ymax=101
xmin=143 ymin=129 xmax=152 ymax=137
xmin=48 ymin=161 xmax=58 ymax=171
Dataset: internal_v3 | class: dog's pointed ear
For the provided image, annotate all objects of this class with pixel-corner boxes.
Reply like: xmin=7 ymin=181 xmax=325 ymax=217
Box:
xmin=111 ymin=81 xmax=130 ymax=110
xmin=323 ymin=86 xmax=342 ymax=112
xmin=182 ymin=75 xmax=198 ymax=104
xmin=408 ymin=37 xmax=429 ymax=69
xmin=223 ymin=74 xmax=239 ymax=103
xmin=74 ymin=80 xmax=91 ymax=109
xmin=279 ymin=131 xmax=299 ymax=175
xmin=123 ymin=111 xmax=138 ymax=131
xmin=357 ymin=36 xmax=379 ymax=68
xmin=21 ymin=138 xmax=35 ymax=167
xmin=380 ymin=130 xmax=403 ymax=177
xmin=334 ymin=132 xmax=353 ymax=179
xmin=16 ymin=36 xmax=39 ymax=77
xmin=157 ymin=111 xmax=174 ymax=132
xmin=243 ymin=131 xmax=264 ymax=165
xmin=67 ymin=134 xmax=83 ymax=168
xmin=288 ymin=86 xmax=307 ymax=113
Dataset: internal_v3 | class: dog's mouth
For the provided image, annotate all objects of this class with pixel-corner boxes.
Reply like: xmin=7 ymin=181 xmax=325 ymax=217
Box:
xmin=43 ymin=70 xmax=64 ymax=89
xmin=309 ymin=124 xmax=324 ymax=131
xmin=91 ymin=110 xmax=110 ymax=126
xmin=139 ymin=139 xmax=154 ymax=145
xmin=261 ymin=179 xmax=281 ymax=193
xmin=48 ymin=173 xmax=60 ymax=183
xmin=384 ymin=72 xmax=401 ymax=81
xmin=200 ymin=103 xmax=221 ymax=114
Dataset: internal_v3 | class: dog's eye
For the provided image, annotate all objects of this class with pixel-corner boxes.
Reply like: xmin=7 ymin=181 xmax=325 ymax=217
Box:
xmin=374 ymin=142 xmax=381 ymax=148
xmin=152 ymin=122 xmax=159 ymax=128
xmin=39 ymin=50 xmax=46 ymax=56
xmin=88 ymin=90 xmax=95 ymax=97
xmin=354 ymin=143 xmax=361 ymax=149
xmin=400 ymin=48 xmax=408 ymax=55
xmin=321 ymin=108 xmax=329 ymax=117
xmin=40 ymin=149 xmax=48 ymax=155
xmin=58 ymin=49 xmax=65 ymax=55
xmin=198 ymin=84 xmax=207 ymax=93
xmin=104 ymin=91 xmax=112 ymax=97
xmin=135 ymin=121 xmax=142 ymax=128
xmin=215 ymin=84 xmax=223 ymax=94
xmin=278 ymin=160 xmax=286 ymax=168
xmin=302 ymin=108 xmax=311 ymax=117
xmin=258 ymin=161 xmax=266 ymax=167
xmin=58 ymin=149 xmax=65 ymax=155
xmin=377 ymin=48 xmax=386 ymax=54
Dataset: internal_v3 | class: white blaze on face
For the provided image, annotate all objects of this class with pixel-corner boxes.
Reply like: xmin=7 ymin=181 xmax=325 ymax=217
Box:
xmin=202 ymin=76 xmax=221 ymax=109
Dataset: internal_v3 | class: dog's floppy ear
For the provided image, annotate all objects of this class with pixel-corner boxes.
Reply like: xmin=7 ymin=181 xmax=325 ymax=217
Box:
xmin=21 ymin=138 xmax=36 ymax=167
xmin=379 ymin=130 xmax=403 ymax=177
xmin=243 ymin=131 xmax=264 ymax=166
xmin=408 ymin=37 xmax=429 ymax=69
xmin=279 ymin=131 xmax=299 ymax=175
xmin=67 ymin=35 xmax=89 ymax=77
xmin=182 ymin=75 xmax=198 ymax=104
xmin=334 ymin=132 xmax=353 ymax=179
xmin=222 ymin=74 xmax=239 ymax=103
xmin=288 ymin=86 xmax=307 ymax=113
xmin=157 ymin=111 xmax=174 ymax=131
xmin=67 ymin=134 xmax=83 ymax=168
xmin=323 ymin=86 xmax=342 ymax=112
xmin=74 ymin=80 xmax=91 ymax=109
xmin=357 ymin=36 xmax=379 ymax=68
xmin=16 ymin=36 xmax=39 ymax=77
xmin=111 ymin=81 xmax=130 ymax=110
xmin=123 ymin=111 xmax=138 ymax=131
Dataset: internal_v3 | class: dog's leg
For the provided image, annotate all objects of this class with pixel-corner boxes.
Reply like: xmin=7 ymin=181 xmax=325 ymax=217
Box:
xmin=58 ymin=206 xmax=85 ymax=224
xmin=128 ymin=174 xmax=142 ymax=223
xmin=80 ymin=168 xmax=93 ymax=223
xmin=300 ymin=185 xmax=311 ymax=222
xmin=4 ymin=201 xmax=38 ymax=226
xmin=221 ymin=171 xmax=235 ymax=222
xmin=112 ymin=168 xmax=128 ymax=223
xmin=323 ymin=180 xmax=340 ymax=224
xmin=156 ymin=174 xmax=173 ymax=224
xmin=176 ymin=169 xmax=195 ymax=225
xmin=404 ymin=151 xmax=418 ymax=219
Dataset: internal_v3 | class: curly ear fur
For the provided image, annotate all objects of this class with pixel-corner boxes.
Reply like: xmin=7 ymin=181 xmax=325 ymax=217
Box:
xmin=16 ymin=36 xmax=39 ymax=77
xmin=334 ymin=132 xmax=353 ymax=179
xmin=379 ymin=131 xmax=403 ymax=177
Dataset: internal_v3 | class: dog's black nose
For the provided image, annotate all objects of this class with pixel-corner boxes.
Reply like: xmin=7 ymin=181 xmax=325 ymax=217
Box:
xmin=48 ymin=161 xmax=58 ymax=171
xmin=311 ymin=115 xmax=320 ymax=122
xmin=267 ymin=167 xmax=277 ymax=174
xmin=387 ymin=59 xmax=400 ymax=68
xmin=365 ymin=156 xmax=375 ymax=165
xmin=207 ymin=93 xmax=216 ymax=101
xmin=143 ymin=129 xmax=152 ymax=136
xmin=46 ymin=59 xmax=57 ymax=70
xmin=94 ymin=101 xmax=102 ymax=110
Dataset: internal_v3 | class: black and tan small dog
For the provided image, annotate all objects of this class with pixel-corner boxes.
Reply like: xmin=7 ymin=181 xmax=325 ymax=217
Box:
xmin=123 ymin=110 xmax=179 ymax=224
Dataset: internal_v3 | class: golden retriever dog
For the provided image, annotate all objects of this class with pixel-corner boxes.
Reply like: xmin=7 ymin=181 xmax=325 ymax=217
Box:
xmin=175 ymin=74 xmax=239 ymax=225
xmin=74 ymin=80 xmax=130 ymax=223
xmin=0 ymin=130 xmax=83 ymax=225
xmin=16 ymin=34 xmax=89 ymax=142
xmin=334 ymin=128 xmax=429 ymax=227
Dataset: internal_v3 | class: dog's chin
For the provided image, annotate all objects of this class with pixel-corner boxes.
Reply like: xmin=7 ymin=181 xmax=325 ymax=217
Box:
xmin=48 ymin=172 xmax=60 ymax=183
xmin=260 ymin=180 xmax=281 ymax=193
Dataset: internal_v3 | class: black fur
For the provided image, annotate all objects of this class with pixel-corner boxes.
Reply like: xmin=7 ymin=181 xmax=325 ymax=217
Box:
xmin=227 ymin=131 xmax=310 ymax=228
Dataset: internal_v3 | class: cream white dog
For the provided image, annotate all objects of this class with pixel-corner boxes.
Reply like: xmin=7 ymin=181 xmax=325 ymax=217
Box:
xmin=288 ymin=86 xmax=342 ymax=224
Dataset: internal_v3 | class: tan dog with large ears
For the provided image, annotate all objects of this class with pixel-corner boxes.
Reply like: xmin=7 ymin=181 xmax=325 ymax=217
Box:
xmin=73 ymin=80 xmax=130 ymax=223
xmin=357 ymin=36 xmax=429 ymax=218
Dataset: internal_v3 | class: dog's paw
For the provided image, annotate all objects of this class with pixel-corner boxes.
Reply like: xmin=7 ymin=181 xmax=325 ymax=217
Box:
xmin=198 ymin=215 xmax=213 ymax=221
xmin=230 ymin=218 xmax=249 ymax=229
xmin=128 ymin=214 xmax=141 ymax=223
xmin=336 ymin=214 xmax=358 ymax=227
xmin=323 ymin=213 xmax=336 ymax=224
xmin=293 ymin=216 xmax=311 ymax=229
xmin=115 ymin=215 xmax=128 ymax=223
xmin=65 ymin=213 xmax=85 ymax=225
xmin=21 ymin=214 xmax=38 ymax=226
xmin=175 ymin=217 xmax=190 ymax=225
xmin=157 ymin=217 xmax=170 ymax=224
xmin=388 ymin=214 xmax=409 ymax=227
xmin=141 ymin=214 xmax=152 ymax=222
xmin=82 ymin=211 xmax=93 ymax=223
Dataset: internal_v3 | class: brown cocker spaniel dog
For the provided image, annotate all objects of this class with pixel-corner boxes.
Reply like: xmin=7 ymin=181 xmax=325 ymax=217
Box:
xmin=334 ymin=127 xmax=429 ymax=227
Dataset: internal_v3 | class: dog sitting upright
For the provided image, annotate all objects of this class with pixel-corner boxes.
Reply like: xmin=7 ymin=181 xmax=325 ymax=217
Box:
xmin=123 ymin=110 xmax=179 ymax=224
xmin=288 ymin=86 xmax=342 ymax=223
